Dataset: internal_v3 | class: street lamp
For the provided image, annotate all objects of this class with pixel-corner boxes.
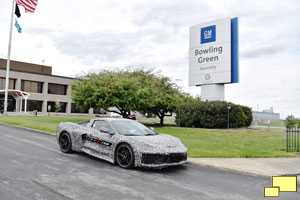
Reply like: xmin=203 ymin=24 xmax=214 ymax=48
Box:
xmin=227 ymin=104 xmax=231 ymax=129
xmin=48 ymin=105 xmax=51 ymax=116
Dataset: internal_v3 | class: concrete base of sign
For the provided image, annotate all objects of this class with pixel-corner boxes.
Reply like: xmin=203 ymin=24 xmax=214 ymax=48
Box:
xmin=201 ymin=84 xmax=224 ymax=101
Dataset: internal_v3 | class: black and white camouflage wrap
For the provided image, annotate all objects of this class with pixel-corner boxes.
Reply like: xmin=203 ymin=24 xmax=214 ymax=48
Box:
xmin=56 ymin=118 xmax=187 ymax=168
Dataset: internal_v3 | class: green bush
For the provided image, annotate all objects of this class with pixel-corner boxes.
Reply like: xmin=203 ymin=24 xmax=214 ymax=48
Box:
xmin=241 ymin=105 xmax=253 ymax=127
xmin=175 ymin=101 xmax=253 ymax=128
xmin=284 ymin=115 xmax=298 ymax=128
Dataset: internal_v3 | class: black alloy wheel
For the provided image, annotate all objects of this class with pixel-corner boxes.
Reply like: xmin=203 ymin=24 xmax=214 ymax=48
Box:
xmin=116 ymin=144 xmax=134 ymax=169
xmin=59 ymin=132 xmax=72 ymax=153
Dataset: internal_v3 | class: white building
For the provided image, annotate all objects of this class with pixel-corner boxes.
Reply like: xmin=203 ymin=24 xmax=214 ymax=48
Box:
xmin=252 ymin=107 xmax=280 ymax=124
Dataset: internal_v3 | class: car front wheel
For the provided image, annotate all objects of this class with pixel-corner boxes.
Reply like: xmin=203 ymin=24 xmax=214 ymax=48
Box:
xmin=116 ymin=144 xmax=134 ymax=169
xmin=59 ymin=132 xmax=73 ymax=153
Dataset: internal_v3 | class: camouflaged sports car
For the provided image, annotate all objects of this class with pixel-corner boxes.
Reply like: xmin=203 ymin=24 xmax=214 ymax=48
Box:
xmin=56 ymin=118 xmax=187 ymax=169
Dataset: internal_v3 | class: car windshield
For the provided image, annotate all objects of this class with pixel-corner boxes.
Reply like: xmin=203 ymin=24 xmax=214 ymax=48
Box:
xmin=111 ymin=120 xmax=156 ymax=136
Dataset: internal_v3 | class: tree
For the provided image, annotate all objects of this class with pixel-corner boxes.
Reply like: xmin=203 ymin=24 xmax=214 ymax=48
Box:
xmin=71 ymin=70 xmax=148 ymax=118
xmin=55 ymin=99 xmax=61 ymax=112
xmin=147 ymin=77 xmax=184 ymax=125
xmin=71 ymin=68 xmax=185 ymax=125
xmin=297 ymin=119 xmax=300 ymax=128
xmin=131 ymin=69 xmax=185 ymax=125
xmin=285 ymin=115 xmax=297 ymax=128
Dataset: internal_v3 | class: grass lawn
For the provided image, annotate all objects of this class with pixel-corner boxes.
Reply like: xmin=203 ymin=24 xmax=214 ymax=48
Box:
xmin=256 ymin=121 xmax=285 ymax=127
xmin=270 ymin=121 xmax=285 ymax=127
xmin=0 ymin=115 xmax=293 ymax=158
xmin=155 ymin=127 xmax=291 ymax=158
xmin=0 ymin=115 xmax=93 ymax=134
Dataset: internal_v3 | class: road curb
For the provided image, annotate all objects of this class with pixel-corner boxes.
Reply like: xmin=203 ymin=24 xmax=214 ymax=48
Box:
xmin=0 ymin=122 xmax=56 ymax=137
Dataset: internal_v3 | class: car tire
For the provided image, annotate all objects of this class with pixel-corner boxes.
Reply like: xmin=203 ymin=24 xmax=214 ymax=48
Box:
xmin=115 ymin=144 xmax=134 ymax=169
xmin=59 ymin=132 xmax=73 ymax=153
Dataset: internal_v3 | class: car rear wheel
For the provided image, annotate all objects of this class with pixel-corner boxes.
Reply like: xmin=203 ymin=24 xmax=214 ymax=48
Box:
xmin=59 ymin=132 xmax=72 ymax=153
xmin=116 ymin=144 xmax=134 ymax=169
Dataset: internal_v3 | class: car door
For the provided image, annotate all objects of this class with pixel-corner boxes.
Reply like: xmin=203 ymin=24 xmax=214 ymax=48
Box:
xmin=87 ymin=120 xmax=115 ymax=158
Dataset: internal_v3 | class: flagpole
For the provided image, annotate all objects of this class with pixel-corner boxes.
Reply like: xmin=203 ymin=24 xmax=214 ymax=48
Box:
xmin=4 ymin=0 xmax=16 ymax=114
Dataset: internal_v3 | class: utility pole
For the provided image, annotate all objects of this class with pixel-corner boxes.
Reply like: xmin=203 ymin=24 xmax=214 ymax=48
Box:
xmin=227 ymin=104 xmax=231 ymax=129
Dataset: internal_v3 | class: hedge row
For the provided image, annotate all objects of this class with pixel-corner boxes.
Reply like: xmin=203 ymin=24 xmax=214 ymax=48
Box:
xmin=175 ymin=101 xmax=253 ymax=128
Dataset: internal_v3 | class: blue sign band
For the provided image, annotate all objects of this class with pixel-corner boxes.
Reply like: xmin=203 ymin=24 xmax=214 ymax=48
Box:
xmin=231 ymin=17 xmax=239 ymax=83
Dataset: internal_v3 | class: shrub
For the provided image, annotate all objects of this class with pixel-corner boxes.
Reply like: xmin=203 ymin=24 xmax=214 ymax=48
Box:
xmin=175 ymin=101 xmax=253 ymax=128
xmin=284 ymin=115 xmax=297 ymax=128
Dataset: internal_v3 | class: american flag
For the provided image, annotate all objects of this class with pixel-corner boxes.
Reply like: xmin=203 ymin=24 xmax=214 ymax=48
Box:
xmin=16 ymin=0 xmax=38 ymax=13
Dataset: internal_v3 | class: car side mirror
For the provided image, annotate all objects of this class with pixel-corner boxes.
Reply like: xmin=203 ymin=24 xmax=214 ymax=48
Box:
xmin=99 ymin=127 xmax=115 ymax=135
xmin=99 ymin=127 xmax=109 ymax=134
xmin=149 ymin=127 xmax=155 ymax=131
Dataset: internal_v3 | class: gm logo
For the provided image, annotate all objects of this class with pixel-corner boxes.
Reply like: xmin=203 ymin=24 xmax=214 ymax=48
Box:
xmin=201 ymin=25 xmax=216 ymax=44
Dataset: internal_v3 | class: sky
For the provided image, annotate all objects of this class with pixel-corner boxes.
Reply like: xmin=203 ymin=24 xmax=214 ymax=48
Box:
xmin=0 ymin=0 xmax=300 ymax=118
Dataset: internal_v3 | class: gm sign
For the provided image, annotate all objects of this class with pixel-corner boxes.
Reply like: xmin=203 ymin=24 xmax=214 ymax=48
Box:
xmin=189 ymin=17 xmax=239 ymax=86
xmin=201 ymin=25 xmax=216 ymax=44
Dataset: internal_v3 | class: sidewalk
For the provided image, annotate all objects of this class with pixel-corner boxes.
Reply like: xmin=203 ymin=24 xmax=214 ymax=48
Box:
xmin=188 ymin=157 xmax=300 ymax=181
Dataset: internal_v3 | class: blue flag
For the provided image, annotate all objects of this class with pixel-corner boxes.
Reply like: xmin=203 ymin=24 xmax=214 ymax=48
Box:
xmin=14 ymin=19 xmax=22 ymax=33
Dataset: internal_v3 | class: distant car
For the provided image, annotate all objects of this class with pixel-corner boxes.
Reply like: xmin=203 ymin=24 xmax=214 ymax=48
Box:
xmin=127 ymin=115 xmax=136 ymax=120
xmin=56 ymin=118 xmax=187 ymax=169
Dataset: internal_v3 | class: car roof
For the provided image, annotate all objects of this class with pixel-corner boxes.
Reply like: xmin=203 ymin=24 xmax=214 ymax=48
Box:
xmin=92 ymin=118 xmax=132 ymax=122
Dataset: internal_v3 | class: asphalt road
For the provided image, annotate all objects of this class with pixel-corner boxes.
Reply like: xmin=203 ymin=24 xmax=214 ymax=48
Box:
xmin=0 ymin=124 xmax=299 ymax=200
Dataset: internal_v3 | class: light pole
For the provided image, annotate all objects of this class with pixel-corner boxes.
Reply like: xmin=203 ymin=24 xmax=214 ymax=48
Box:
xmin=48 ymin=105 xmax=51 ymax=116
xmin=227 ymin=104 xmax=231 ymax=129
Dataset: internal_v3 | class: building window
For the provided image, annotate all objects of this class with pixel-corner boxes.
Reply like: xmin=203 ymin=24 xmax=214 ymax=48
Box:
xmin=0 ymin=77 xmax=16 ymax=90
xmin=21 ymin=80 xmax=43 ymax=93
xmin=47 ymin=101 xmax=67 ymax=112
xmin=48 ymin=83 xmax=67 ymax=95
xmin=71 ymin=103 xmax=89 ymax=113
xmin=0 ymin=94 xmax=15 ymax=112
xmin=21 ymin=100 xmax=43 ymax=112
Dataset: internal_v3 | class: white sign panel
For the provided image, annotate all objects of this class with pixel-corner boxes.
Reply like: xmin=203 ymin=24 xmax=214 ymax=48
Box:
xmin=189 ymin=18 xmax=232 ymax=86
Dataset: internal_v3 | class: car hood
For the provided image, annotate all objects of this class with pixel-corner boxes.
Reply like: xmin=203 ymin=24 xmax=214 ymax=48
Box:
xmin=128 ymin=134 xmax=187 ymax=152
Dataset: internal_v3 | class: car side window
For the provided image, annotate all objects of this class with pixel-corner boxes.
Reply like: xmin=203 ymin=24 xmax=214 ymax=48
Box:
xmin=92 ymin=120 xmax=113 ymax=133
